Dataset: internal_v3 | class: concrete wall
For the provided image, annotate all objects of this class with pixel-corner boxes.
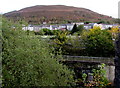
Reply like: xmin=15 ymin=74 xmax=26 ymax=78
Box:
xmin=63 ymin=55 xmax=115 ymax=83
xmin=105 ymin=65 xmax=115 ymax=83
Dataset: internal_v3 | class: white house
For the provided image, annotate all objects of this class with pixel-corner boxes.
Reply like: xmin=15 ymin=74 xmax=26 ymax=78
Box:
xmin=41 ymin=25 xmax=50 ymax=29
xmin=22 ymin=25 xmax=34 ymax=31
xmin=58 ymin=24 xmax=67 ymax=29
xmin=66 ymin=24 xmax=74 ymax=31
xmin=102 ymin=24 xmax=113 ymax=29
xmin=33 ymin=26 xmax=42 ymax=32
xmin=72 ymin=22 xmax=84 ymax=26
xmin=84 ymin=23 xmax=105 ymax=30
xmin=51 ymin=25 xmax=58 ymax=30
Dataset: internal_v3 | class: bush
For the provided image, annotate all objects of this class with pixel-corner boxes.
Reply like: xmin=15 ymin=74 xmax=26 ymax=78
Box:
xmin=42 ymin=28 xmax=53 ymax=35
xmin=62 ymin=36 xmax=86 ymax=56
xmin=81 ymin=64 xmax=111 ymax=87
xmin=34 ymin=29 xmax=45 ymax=35
xmin=81 ymin=27 xmax=115 ymax=57
xmin=2 ymin=18 xmax=75 ymax=87
xmin=77 ymin=25 xmax=84 ymax=35
xmin=54 ymin=31 xmax=68 ymax=45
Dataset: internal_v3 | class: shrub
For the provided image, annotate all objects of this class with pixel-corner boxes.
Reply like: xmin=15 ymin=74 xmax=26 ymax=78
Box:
xmin=62 ymin=36 xmax=86 ymax=56
xmin=34 ymin=29 xmax=45 ymax=35
xmin=54 ymin=31 xmax=68 ymax=45
xmin=81 ymin=27 xmax=115 ymax=57
xmin=108 ymin=26 xmax=120 ymax=40
xmin=42 ymin=28 xmax=53 ymax=35
xmin=81 ymin=64 xmax=111 ymax=87
xmin=77 ymin=25 xmax=84 ymax=34
xmin=2 ymin=18 xmax=75 ymax=87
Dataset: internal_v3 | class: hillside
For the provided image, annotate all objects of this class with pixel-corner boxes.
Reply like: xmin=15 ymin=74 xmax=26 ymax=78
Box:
xmin=4 ymin=5 xmax=114 ymax=24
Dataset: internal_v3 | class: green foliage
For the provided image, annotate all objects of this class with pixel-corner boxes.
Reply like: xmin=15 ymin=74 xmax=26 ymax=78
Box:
xmin=62 ymin=36 xmax=86 ymax=56
xmin=52 ymin=30 xmax=61 ymax=35
xmin=82 ymin=73 xmax=87 ymax=82
xmin=92 ymin=64 xmax=109 ymax=87
xmin=52 ymin=26 xmax=115 ymax=57
xmin=71 ymin=24 xmax=85 ymax=35
xmin=76 ymin=25 xmax=85 ymax=35
xmin=81 ymin=27 xmax=115 ymax=57
xmin=35 ymin=29 xmax=62 ymax=35
xmin=42 ymin=28 xmax=53 ymax=35
xmin=97 ymin=20 xmax=106 ymax=24
xmin=52 ymin=30 xmax=69 ymax=55
xmin=2 ymin=18 xmax=75 ymax=87
xmin=54 ymin=31 xmax=68 ymax=45
xmin=71 ymin=24 xmax=78 ymax=34
xmin=77 ymin=25 xmax=84 ymax=31
xmin=19 ymin=20 xmax=28 ymax=26
xmin=81 ymin=64 xmax=111 ymax=87
xmin=84 ymin=21 xmax=92 ymax=24
xmin=108 ymin=26 xmax=120 ymax=40
xmin=34 ymin=29 xmax=45 ymax=35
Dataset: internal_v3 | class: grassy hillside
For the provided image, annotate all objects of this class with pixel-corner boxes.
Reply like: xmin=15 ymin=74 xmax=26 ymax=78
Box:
xmin=4 ymin=5 xmax=114 ymax=24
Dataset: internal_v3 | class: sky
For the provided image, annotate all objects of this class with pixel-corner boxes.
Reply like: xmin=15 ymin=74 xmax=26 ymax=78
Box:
xmin=0 ymin=0 xmax=120 ymax=18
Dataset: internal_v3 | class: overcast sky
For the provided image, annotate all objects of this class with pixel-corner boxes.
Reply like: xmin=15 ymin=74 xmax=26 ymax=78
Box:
xmin=0 ymin=0 xmax=119 ymax=18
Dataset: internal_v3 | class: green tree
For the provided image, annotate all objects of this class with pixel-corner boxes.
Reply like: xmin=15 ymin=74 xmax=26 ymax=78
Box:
xmin=77 ymin=25 xmax=84 ymax=35
xmin=84 ymin=21 xmax=92 ymax=24
xmin=97 ymin=20 xmax=105 ymax=24
xmin=71 ymin=24 xmax=78 ymax=34
xmin=54 ymin=31 xmax=68 ymax=45
xmin=19 ymin=20 xmax=28 ymax=26
xmin=2 ymin=18 xmax=75 ymax=87
xmin=81 ymin=27 xmax=114 ymax=57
